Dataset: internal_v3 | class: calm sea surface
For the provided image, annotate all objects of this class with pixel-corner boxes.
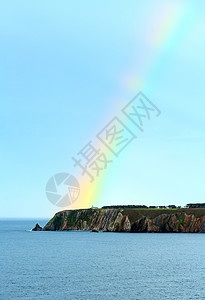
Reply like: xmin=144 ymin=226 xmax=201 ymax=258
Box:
xmin=1 ymin=220 xmax=205 ymax=300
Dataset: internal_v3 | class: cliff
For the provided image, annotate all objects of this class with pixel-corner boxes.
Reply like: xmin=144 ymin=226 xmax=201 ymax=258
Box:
xmin=34 ymin=208 xmax=205 ymax=233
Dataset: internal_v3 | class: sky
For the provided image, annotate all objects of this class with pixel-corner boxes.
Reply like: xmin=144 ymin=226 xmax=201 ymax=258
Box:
xmin=0 ymin=0 xmax=205 ymax=218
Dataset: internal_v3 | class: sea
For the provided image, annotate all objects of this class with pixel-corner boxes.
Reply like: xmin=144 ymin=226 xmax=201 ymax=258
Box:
xmin=1 ymin=219 xmax=205 ymax=300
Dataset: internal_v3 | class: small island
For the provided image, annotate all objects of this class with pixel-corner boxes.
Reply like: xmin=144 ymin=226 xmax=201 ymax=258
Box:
xmin=33 ymin=203 xmax=205 ymax=233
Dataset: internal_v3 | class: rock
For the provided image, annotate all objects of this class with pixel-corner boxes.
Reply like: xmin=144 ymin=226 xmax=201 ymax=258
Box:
xmin=91 ymin=229 xmax=99 ymax=232
xmin=32 ymin=223 xmax=42 ymax=231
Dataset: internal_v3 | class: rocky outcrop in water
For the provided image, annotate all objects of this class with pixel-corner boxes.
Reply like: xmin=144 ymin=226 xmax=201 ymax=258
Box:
xmin=32 ymin=223 xmax=42 ymax=231
xmin=33 ymin=208 xmax=205 ymax=233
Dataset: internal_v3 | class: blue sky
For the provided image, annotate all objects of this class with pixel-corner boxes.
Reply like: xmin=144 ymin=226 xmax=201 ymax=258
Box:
xmin=1 ymin=1 xmax=205 ymax=218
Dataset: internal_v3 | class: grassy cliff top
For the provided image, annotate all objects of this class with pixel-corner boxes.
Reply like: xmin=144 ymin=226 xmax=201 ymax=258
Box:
xmin=57 ymin=207 xmax=205 ymax=222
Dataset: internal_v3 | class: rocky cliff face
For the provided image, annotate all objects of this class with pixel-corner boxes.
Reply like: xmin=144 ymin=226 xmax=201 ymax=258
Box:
xmin=34 ymin=208 xmax=205 ymax=233
xmin=43 ymin=209 xmax=131 ymax=232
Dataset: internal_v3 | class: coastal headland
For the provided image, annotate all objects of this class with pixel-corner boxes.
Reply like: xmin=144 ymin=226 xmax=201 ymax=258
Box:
xmin=33 ymin=205 xmax=205 ymax=233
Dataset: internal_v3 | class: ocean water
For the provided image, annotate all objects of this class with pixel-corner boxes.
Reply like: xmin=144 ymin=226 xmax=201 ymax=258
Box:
xmin=1 ymin=220 xmax=205 ymax=300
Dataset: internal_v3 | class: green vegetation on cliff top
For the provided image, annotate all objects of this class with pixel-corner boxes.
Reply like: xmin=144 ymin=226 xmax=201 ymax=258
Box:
xmin=55 ymin=207 xmax=205 ymax=224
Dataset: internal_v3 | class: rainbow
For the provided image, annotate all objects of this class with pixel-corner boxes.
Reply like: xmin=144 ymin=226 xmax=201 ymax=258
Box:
xmin=70 ymin=1 xmax=197 ymax=210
